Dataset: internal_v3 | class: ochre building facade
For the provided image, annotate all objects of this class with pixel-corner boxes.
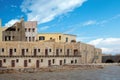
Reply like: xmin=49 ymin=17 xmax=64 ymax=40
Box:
xmin=0 ymin=19 xmax=102 ymax=68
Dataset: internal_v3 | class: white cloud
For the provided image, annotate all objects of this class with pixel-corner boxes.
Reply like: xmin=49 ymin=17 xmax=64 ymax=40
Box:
xmin=39 ymin=26 xmax=50 ymax=31
xmin=4 ymin=19 xmax=19 ymax=27
xmin=83 ymin=20 xmax=96 ymax=26
xmin=20 ymin=0 xmax=87 ymax=24
xmin=88 ymin=38 xmax=120 ymax=55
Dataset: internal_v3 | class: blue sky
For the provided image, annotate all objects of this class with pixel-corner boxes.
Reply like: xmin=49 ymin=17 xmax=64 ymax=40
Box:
xmin=0 ymin=0 xmax=120 ymax=54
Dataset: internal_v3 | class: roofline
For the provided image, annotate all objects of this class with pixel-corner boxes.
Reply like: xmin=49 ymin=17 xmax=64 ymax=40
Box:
xmin=38 ymin=32 xmax=76 ymax=36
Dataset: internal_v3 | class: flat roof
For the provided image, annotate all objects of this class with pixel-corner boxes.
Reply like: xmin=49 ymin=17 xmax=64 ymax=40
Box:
xmin=38 ymin=33 xmax=76 ymax=36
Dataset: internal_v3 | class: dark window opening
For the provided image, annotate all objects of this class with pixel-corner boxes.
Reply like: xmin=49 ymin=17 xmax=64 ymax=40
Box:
xmin=24 ymin=60 xmax=27 ymax=67
xmin=67 ymin=49 xmax=70 ymax=56
xmin=75 ymin=59 xmax=77 ymax=63
xmin=66 ymin=37 xmax=68 ymax=42
xmin=16 ymin=59 xmax=19 ymax=63
xmin=60 ymin=49 xmax=62 ymax=52
xmin=26 ymin=49 xmax=28 ymax=52
xmin=9 ymin=49 xmax=13 ymax=56
xmin=49 ymin=49 xmax=52 ymax=52
xmin=29 ymin=59 xmax=31 ymax=63
xmin=3 ymin=59 xmax=6 ymax=63
xmin=32 ymin=28 xmax=35 ymax=32
xmin=5 ymin=36 xmax=7 ymax=41
xmin=22 ymin=49 xmax=25 ymax=56
xmin=34 ymin=49 xmax=37 ymax=56
xmin=71 ymin=60 xmax=74 ymax=64
xmin=59 ymin=36 xmax=61 ymax=40
xmin=53 ymin=59 xmax=55 ymax=64
xmin=26 ymin=37 xmax=27 ymax=41
xmin=28 ymin=28 xmax=31 ymax=32
xmin=18 ymin=28 xmax=20 ymax=31
xmin=105 ymin=59 xmax=114 ymax=63
xmin=45 ymin=49 xmax=48 ymax=56
xmin=12 ymin=36 xmax=15 ymax=39
xmin=50 ymin=37 xmax=52 ymax=40
xmin=2 ymin=48 xmax=4 ymax=52
xmin=64 ymin=59 xmax=66 ymax=64
xmin=39 ymin=36 xmax=45 ymax=40
xmin=38 ymin=49 xmax=40 ymax=52
xmin=56 ymin=49 xmax=59 ymax=56
xmin=29 ymin=37 xmax=31 ymax=41
xmin=8 ymin=36 xmax=11 ymax=40
xmin=14 ymin=49 xmax=16 ymax=52
xmin=41 ymin=59 xmax=43 ymax=62
xmin=60 ymin=60 xmax=62 ymax=65
xmin=74 ymin=49 xmax=78 ymax=56
xmin=32 ymin=37 xmax=35 ymax=41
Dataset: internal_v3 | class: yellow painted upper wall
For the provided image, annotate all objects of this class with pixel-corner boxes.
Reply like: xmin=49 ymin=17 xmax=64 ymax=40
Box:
xmin=37 ymin=33 xmax=76 ymax=42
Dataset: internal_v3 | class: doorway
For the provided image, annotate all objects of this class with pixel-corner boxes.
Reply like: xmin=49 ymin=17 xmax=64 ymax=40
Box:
xmin=24 ymin=60 xmax=27 ymax=67
xmin=11 ymin=60 xmax=15 ymax=67
xmin=9 ymin=49 xmax=13 ymax=56
xmin=48 ymin=60 xmax=51 ymax=66
xmin=0 ymin=60 xmax=2 ymax=67
xmin=36 ymin=60 xmax=40 ymax=68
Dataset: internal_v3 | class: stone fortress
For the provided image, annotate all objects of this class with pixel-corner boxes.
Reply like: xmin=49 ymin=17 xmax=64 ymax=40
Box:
xmin=0 ymin=18 xmax=102 ymax=68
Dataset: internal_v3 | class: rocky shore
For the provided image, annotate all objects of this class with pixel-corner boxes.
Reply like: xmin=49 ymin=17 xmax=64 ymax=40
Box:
xmin=0 ymin=65 xmax=120 ymax=80
xmin=0 ymin=64 xmax=104 ymax=74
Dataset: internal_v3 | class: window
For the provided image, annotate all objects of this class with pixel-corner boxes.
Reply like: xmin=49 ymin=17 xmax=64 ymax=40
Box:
xmin=32 ymin=28 xmax=35 ymax=32
xmin=28 ymin=28 xmax=31 ymax=32
xmin=34 ymin=49 xmax=37 ymax=56
xmin=74 ymin=49 xmax=78 ymax=56
xmin=3 ymin=59 xmax=6 ymax=63
xmin=8 ymin=36 xmax=11 ymax=40
xmin=67 ymin=49 xmax=69 ymax=56
xmin=26 ymin=37 xmax=27 ymax=41
xmin=32 ymin=37 xmax=35 ymax=41
xmin=60 ymin=49 xmax=62 ymax=53
xmin=59 ymin=36 xmax=61 ymax=40
xmin=50 ymin=37 xmax=52 ymax=40
xmin=2 ymin=48 xmax=4 ymax=52
xmin=53 ymin=59 xmax=55 ymax=64
xmin=49 ymin=49 xmax=52 ymax=52
xmin=14 ymin=49 xmax=16 ymax=52
xmin=5 ymin=36 xmax=7 ymax=41
xmin=18 ymin=28 xmax=20 ymax=31
xmin=66 ymin=37 xmax=68 ymax=42
xmin=39 ymin=36 xmax=45 ymax=40
xmin=22 ymin=49 xmax=25 ymax=56
xmin=12 ymin=36 xmax=15 ymax=39
xmin=64 ymin=59 xmax=66 ymax=64
xmin=29 ymin=37 xmax=31 ymax=41
xmin=26 ymin=49 xmax=28 ymax=52
xmin=9 ymin=49 xmax=13 ymax=56
xmin=41 ymin=59 xmax=43 ymax=62
xmin=29 ymin=59 xmax=31 ymax=63
xmin=16 ymin=59 xmax=19 ymax=63
xmin=75 ymin=59 xmax=77 ymax=63
xmin=56 ymin=49 xmax=59 ymax=56
xmin=38 ymin=49 xmax=40 ymax=52
xmin=71 ymin=60 xmax=74 ymax=64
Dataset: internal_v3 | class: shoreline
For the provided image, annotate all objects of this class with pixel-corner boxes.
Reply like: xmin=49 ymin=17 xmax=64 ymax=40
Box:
xmin=0 ymin=64 xmax=104 ymax=74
